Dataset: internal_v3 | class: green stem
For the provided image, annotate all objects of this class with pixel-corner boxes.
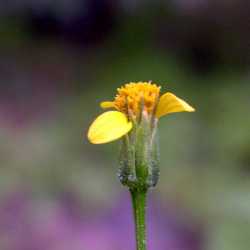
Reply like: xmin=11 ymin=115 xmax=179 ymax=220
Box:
xmin=130 ymin=188 xmax=147 ymax=250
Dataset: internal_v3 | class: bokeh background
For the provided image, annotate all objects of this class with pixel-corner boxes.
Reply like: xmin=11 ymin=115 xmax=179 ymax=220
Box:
xmin=1 ymin=1 xmax=250 ymax=250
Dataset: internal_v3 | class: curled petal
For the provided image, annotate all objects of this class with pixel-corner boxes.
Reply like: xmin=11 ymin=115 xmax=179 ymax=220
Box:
xmin=156 ymin=92 xmax=195 ymax=118
xmin=100 ymin=101 xmax=115 ymax=109
xmin=87 ymin=111 xmax=132 ymax=144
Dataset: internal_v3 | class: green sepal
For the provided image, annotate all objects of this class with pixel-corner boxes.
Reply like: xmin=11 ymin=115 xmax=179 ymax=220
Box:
xmin=118 ymin=134 xmax=137 ymax=187
xmin=118 ymin=114 xmax=160 ymax=189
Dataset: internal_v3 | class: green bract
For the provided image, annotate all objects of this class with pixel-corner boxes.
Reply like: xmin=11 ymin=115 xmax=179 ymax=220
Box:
xmin=118 ymin=111 xmax=159 ymax=190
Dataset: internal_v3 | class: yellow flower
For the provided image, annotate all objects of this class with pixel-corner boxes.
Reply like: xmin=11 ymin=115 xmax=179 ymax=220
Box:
xmin=88 ymin=82 xmax=195 ymax=144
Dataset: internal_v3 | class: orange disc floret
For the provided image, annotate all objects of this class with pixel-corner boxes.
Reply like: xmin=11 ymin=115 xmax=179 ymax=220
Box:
xmin=114 ymin=82 xmax=161 ymax=116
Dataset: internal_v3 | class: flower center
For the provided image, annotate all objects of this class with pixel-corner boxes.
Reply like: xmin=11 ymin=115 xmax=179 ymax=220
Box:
xmin=114 ymin=82 xmax=161 ymax=116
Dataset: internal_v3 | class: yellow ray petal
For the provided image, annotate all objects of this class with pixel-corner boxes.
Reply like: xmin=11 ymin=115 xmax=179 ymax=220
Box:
xmin=156 ymin=92 xmax=195 ymax=118
xmin=87 ymin=111 xmax=132 ymax=144
xmin=100 ymin=101 xmax=115 ymax=109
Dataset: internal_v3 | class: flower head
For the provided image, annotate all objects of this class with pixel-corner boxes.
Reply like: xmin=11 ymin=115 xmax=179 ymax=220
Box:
xmin=88 ymin=81 xmax=195 ymax=189
xmin=88 ymin=82 xmax=195 ymax=144
xmin=102 ymin=82 xmax=161 ymax=116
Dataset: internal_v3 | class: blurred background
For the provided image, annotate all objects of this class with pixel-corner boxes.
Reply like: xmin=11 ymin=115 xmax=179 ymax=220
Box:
xmin=0 ymin=0 xmax=250 ymax=250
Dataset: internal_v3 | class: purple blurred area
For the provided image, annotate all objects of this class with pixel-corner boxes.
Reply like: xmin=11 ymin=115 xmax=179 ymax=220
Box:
xmin=0 ymin=191 xmax=203 ymax=250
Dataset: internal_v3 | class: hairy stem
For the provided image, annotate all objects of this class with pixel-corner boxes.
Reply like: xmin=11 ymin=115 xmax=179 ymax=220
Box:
xmin=130 ymin=188 xmax=147 ymax=250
